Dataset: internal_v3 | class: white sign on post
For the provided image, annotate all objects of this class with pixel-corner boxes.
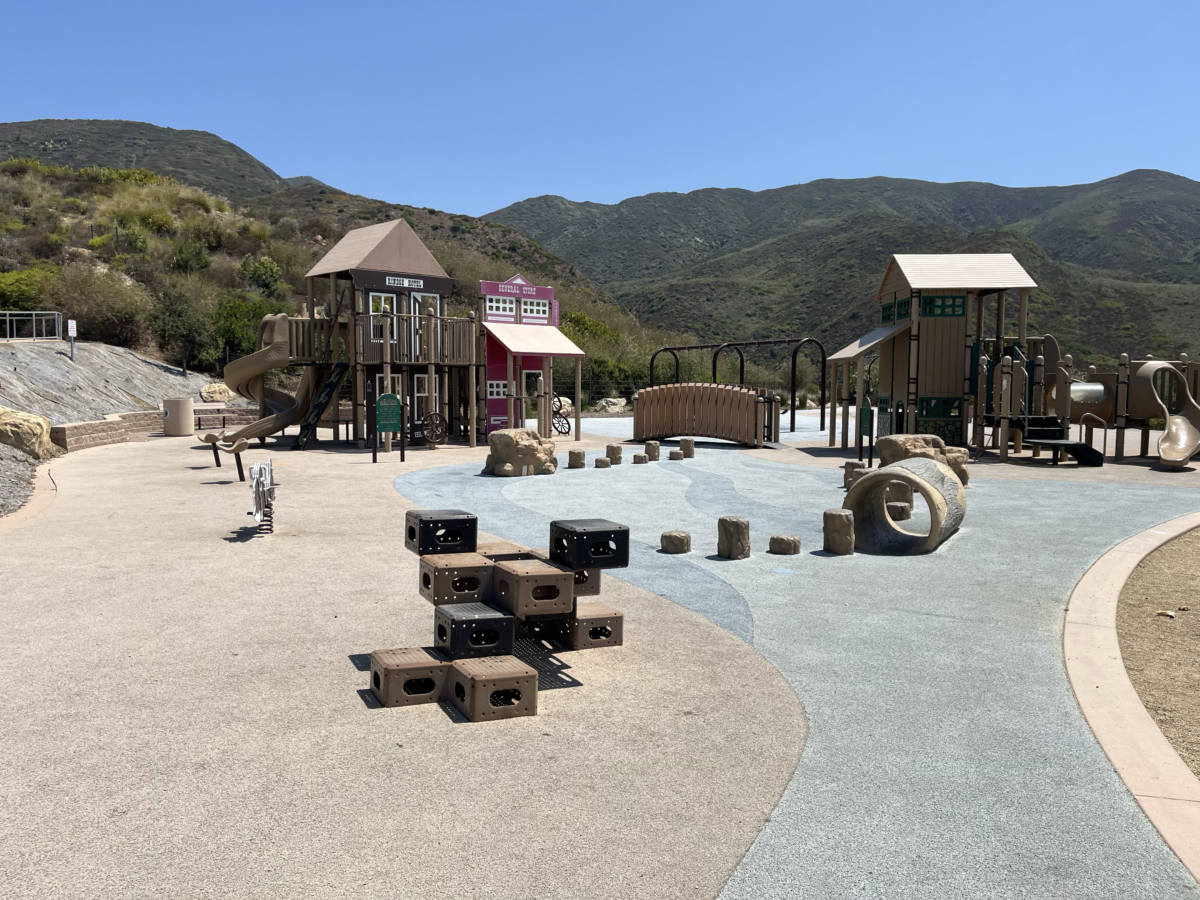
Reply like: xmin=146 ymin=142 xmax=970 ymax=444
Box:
xmin=67 ymin=319 xmax=76 ymax=338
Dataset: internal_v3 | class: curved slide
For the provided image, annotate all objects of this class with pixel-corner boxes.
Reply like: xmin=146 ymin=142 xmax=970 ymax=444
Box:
xmin=1128 ymin=361 xmax=1200 ymax=467
xmin=206 ymin=314 xmax=319 ymax=445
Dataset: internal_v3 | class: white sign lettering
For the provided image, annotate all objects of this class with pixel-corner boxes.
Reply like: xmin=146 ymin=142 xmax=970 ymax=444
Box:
xmin=385 ymin=276 xmax=424 ymax=289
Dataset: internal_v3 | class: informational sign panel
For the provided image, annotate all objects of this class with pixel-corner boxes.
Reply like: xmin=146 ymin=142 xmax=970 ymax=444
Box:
xmin=376 ymin=393 xmax=402 ymax=432
xmin=67 ymin=319 xmax=76 ymax=338
xmin=859 ymin=405 xmax=873 ymax=437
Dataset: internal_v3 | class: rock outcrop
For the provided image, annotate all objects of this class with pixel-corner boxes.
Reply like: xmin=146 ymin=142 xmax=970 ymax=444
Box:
xmin=876 ymin=434 xmax=969 ymax=485
xmin=480 ymin=428 xmax=557 ymax=477
xmin=0 ymin=405 xmax=53 ymax=459
xmin=200 ymin=382 xmax=237 ymax=403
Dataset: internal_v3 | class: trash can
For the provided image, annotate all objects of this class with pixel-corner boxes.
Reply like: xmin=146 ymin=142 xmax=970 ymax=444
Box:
xmin=163 ymin=397 xmax=194 ymax=436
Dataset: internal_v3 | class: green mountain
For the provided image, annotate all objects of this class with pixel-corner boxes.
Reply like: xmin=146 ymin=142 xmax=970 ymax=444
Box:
xmin=0 ymin=119 xmax=291 ymax=200
xmin=488 ymin=171 xmax=1200 ymax=367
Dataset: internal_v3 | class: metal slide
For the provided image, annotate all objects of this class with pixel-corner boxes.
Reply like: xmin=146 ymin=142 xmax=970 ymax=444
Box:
xmin=1128 ymin=361 xmax=1200 ymax=467
xmin=206 ymin=313 xmax=320 ymax=445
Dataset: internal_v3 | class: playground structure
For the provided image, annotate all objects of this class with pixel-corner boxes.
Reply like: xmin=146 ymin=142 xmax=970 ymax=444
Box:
xmin=827 ymin=253 xmax=1200 ymax=468
xmin=206 ymin=219 xmax=585 ymax=453
xmin=842 ymin=457 xmax=966 ymax=555
xmin=370 ymin=511 xmax=629 ymax=722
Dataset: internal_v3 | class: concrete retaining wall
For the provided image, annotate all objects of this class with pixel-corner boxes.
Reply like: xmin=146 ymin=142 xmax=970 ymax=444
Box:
xmin=50 ymin=408 xmax=258 ymax=453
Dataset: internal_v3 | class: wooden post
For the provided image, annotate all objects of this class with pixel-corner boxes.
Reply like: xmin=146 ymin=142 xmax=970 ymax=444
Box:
xmin=840 ymin=360 xmax=850 ymax=450
xmin=328 ymin=274 xmax=337 ymax=362
xmin=854 ymin=355 xmax=864 ymax=457
xmin=995 ymin=289 xmax=1006 ymax=352
xmin=546 ymin=358 xmax=554 ymax=438
xmin=976 ymin=356 xmax=988 ymax=455
xmin=963 ymin=290 xmax=977 ymax=446
xmin=999 ymin=356 xmax=1012 ymax=461
xmin=537 ymin=376 xmax=546 ymax=439
xmin=574 ymin=357 xmax=582 ymax=441
xmin=1140 ymin=427 xmax=1151 ymax=457
xmin=975 ymin=289 xmax=986 ymax=357
xmin=1018 ymin=287 xmax=1029 ymax=348
xmin=1032 ymin=355 xmax=1045 ymax=457
xmin=468 ymin=313 xmax=477 ymax=448
xmin=382 ymin=314 xmax=392 ymax=454
xmin=828 ymin=362 xmax=837 ymax=447
xmin=352 ymin=288 xmax=364 ymax=446
xmin=1115 ymin=353 xmax=1129 ymax=461
xmin=506 ymin=350 xmax=514 ymax=429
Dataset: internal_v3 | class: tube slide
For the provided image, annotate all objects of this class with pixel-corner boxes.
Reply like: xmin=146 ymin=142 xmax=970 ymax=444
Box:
xmin=1128 ymin=361 xmax=1200 ymax=467
xmin=206 ymin=313 xmax=318 ymax=445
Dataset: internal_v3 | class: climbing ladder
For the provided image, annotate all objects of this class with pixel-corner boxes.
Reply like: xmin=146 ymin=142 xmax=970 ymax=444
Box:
xmin=292 ymin=362 xmax=349 ymax=450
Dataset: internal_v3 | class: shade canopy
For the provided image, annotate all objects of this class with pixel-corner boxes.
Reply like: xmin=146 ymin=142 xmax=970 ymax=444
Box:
xmin=828 ymin=321 xmax=910 ymax=362
xmin=876 ymin=253 xmax=1036 ymax=299
xmin=306 ymin=219 xmax=449 ymax=281
xmin=483 ymin=322 xmax=585 ymax=358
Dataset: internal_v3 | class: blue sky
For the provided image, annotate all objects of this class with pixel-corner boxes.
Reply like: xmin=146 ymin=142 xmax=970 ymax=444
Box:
xmin=4 ymin=1 xmax=1197 ymax=215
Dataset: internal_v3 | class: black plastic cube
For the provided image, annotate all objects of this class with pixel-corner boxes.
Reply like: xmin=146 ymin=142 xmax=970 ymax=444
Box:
xmin=405 ymin=509 xmax=478 ymax=556
xmin=549 ymin=519 xmax=630 ymax=570
xmin=434 ymin=602 xmax=515 ymax=660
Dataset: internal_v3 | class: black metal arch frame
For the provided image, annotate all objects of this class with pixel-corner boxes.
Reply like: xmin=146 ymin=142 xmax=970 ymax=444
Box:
xmin=649 ymin=337 xmax=827 ymax=433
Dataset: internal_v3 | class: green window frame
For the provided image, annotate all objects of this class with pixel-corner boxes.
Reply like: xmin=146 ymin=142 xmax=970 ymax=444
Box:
xmin=920 ymin=295 xmax=966 ymax=318
xmin=881 ymin=301 xmax=895 ymax=324
xmin=918 ymin=396 xmax=962 ymax=418
xmin=896 ymin=296 xmax=911 ymax=320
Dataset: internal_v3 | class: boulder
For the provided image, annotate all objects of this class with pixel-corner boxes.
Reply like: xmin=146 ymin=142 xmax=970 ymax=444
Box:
xmin=668 ymin=449 xmax=685 ymax=460
xmin=843 ymin=460 xmax=867 ymax=489
xmin=0 ymin=404 xmax=53 ymax=459
xmin=633 ymin=453 xmax=649 ymax=464
xmin=876 ymin=434 xmax=969 ymax=485
xmin=886 ymin=501 xmax=912 ymax=521
xmin=593 ymin=397 xmax=628 ymax=413
xmin=595 ymin=456 xmax=612 ymax=469
xmin=717 ymin=516 xmax=751 ymax=559
xmin=480 ymin=428 xmax=557 ymax=477
xmin=606 ymin=444 xmax=623 ymax=465
xmin=644 ymin=440 xmax=660 ymax=461
xmin=680 ymin=437 xmax=695 ymax=458
xmin=568 ymin=449 xmax=586 ymax=469
xmin=557 ymin=396 xmax=574 ymax=416
xmin=769 ymin=534 xmax=801 ymax=555
xmin=661 ymin=531 xmax=691 ymax=554
xmin=823 ymin=509 xmax=855 ymax=555
xmin=200 ymin=382 xmax=237 ymax=403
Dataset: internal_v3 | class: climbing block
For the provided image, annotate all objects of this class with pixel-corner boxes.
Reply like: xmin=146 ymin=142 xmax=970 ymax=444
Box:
xmin=433 ymin=602 xmax=516 ymax=660
xmin=419 ymin=552 xmax=494 ymax=605
xmin=549 ymin=519 xmax=630 ymax=570
xmin=668 ymin=449 xmax=685 ymax=461
xmin=551 ymin=602 xmax=624 ymax=650
xmin=606 ymin=444 xmax=623 ymax=465
xmin=717 ymin=516 xmax=751 ymax=559
xmin=886 ymin=501 xmax=912 ymax=522
xmin=645 ymin=441 xmax=660 ymax=461
xmin=680 ymin=438 xmax=695 ymax=458
xmin=843 ymin=461 xmax=867 ymax=490
xmin=532 ymin=548 xmax=601 ymax=597
xmin=633 ymin=453 xmax=649 ymax=464
xmin=595 ymin=457 xmax=612 ymax=469
xmin=492 ymin=558 xmax=576 ymax=619
xmin=404 ymin=509 xmax=478 ymax=556
xmin=661 ymin=531 xmax=691 ymax=554
xmin=768 ymin=534 xmax=801 ymax=555
xmin=447 ymin=656 xmax=539 ymax=722
xmin=568 ymin=449 xmax=586 ymax=469
xmin=476 ymin=539 xmax=529 ymax=559
xmin=823 ymin=509 xmax=854 ymax=555
xmin=369 ymin=647 xmax=452 ymax=707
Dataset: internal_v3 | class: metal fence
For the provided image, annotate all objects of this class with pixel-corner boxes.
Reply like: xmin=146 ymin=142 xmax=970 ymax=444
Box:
xmin=2 ymin=310 xmax=62 ymax=341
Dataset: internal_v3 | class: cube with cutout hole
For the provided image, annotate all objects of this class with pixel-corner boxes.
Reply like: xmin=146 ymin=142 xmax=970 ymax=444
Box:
xmin=448 ymin=656 xmax=538 ymax=722
xmin=491 ymin=558 xmax=575 ymax=619
xmin=551 ymin=602 xmax=624 ymax=650
xmin=533 ymin=548 xmax=601 ymax=596
xmin=404 ymin=509 xmax=478 ymax=556
xmin=549 ymin=519 xmax=630 ymax=570
xmin=419 ymin=553 xmax=494 ymax=605
xmin=434 ymin=602 xmax=515 ymax=660
xmin=369 ymin=647 xmax=452 ymax=707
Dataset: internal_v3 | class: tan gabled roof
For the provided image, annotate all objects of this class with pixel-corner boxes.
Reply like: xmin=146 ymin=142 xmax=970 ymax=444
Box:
xmin=876 ymin=253 xmax=1036 ymax=299
xmin=306 ymin=219 xmax=449 ymax=279
xmin=483 ymin=323 xmax=585 ymax=358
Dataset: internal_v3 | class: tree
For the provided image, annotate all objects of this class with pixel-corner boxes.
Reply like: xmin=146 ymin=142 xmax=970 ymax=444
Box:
xmin=152 ymin=278 xmax=219 ymax=374
xmin=237 ymin=254 xmax=289 ymax=300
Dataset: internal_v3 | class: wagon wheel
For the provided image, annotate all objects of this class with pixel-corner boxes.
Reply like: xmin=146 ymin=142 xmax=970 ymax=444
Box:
xmin=424 ymin=412 xmax=449 ymax=445
xmin=552 ymin=412 xmax=571 ymax=435
xmin=552 ymin=394 xmax=564 ymax=414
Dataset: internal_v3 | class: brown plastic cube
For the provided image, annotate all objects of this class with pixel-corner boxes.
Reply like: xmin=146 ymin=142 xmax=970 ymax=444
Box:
xmin=419 ymin=552 xmax=494 ymax=606
xmin=369 ymin=647 xmax=452 ymax=707
xmin=476 ymin=540 xmax=528 ymax=558
xmin=447 ymin=655 xmax=538 ymax=722
xmin=552 ymin=602 xmax=624 ymax=650
xmin=532 ymin=548 xmax=600 ymax=597
xmin=492 ymin=558 xmax=575 ymax=619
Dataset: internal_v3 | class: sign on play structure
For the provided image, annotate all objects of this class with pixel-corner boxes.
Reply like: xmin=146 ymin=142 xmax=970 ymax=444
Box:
xmin=376 ymin=393 xmax=403 ymax=432
xmin=859 ymin=406 xmax=873 ymax=436
xmin=67 ymin=319 xmax=76 ymax=337
xmin=386 ymin=276 xmax=423 ymax=289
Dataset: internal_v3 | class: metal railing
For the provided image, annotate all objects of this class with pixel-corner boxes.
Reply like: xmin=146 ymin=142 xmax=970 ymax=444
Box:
xmin=2 ymin=310 xmax=62 ymax=341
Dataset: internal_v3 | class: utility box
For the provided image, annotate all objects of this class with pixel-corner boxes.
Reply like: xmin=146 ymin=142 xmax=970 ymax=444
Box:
xmin=404 ymin=509 xmax=478 ymax=556
xmin=447 ymin=656 xmax=538 ymax=722
xmin=369 ymin=647 xmax=452 ymax=707
xmin=551 ymin=603 xmax=624 ymax=650
xmin=549 ymin=519 xmax=630 ymax=570
xmin=419 ymin=553 xmax=494 ymax=605
xmin=492 ymin=558 xmax=575 ymax=619
xmin=434 ymin=602 xmax=515 ymax=660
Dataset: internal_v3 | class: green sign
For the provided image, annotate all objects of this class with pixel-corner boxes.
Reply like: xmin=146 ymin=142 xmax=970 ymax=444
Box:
xmin=859 ymin=405 xmax=873 ymax=437
xmin=376 ymin=393 xmax=402 ymax=432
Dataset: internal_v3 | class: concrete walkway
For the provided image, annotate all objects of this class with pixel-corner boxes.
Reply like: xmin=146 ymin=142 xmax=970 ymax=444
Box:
xmin=397 ymin=442 xmax=1200 ymax=899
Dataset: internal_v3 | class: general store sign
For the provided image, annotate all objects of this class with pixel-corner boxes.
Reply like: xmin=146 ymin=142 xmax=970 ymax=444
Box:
xmin=480 ymin=274 xmax=554 ymax=301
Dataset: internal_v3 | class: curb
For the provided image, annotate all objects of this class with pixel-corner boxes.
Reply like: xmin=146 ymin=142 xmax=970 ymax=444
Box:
xmin=1065 ymin=512 xmax=1200 ymax=881
xmin=0 ymin=463 xmax=57 ymax=537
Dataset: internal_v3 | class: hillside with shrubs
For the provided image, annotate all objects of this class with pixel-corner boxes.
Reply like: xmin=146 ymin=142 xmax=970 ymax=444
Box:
xmin=0 ymin=158 xmax=813 ymax=400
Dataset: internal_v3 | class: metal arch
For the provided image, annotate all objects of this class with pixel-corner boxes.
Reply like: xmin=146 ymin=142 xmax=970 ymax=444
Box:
xmin=790 ymin=337 xmax=827 ymax=435
xmin=711 ymin=344 xmax=746 ymax=384
xmin=649 ymin=348 xmax=681 ymax=387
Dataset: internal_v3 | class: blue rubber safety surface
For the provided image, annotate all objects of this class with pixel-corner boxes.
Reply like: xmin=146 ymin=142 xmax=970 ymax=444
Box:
xmin=396 ymin=450 xmax=1200 ymax=899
